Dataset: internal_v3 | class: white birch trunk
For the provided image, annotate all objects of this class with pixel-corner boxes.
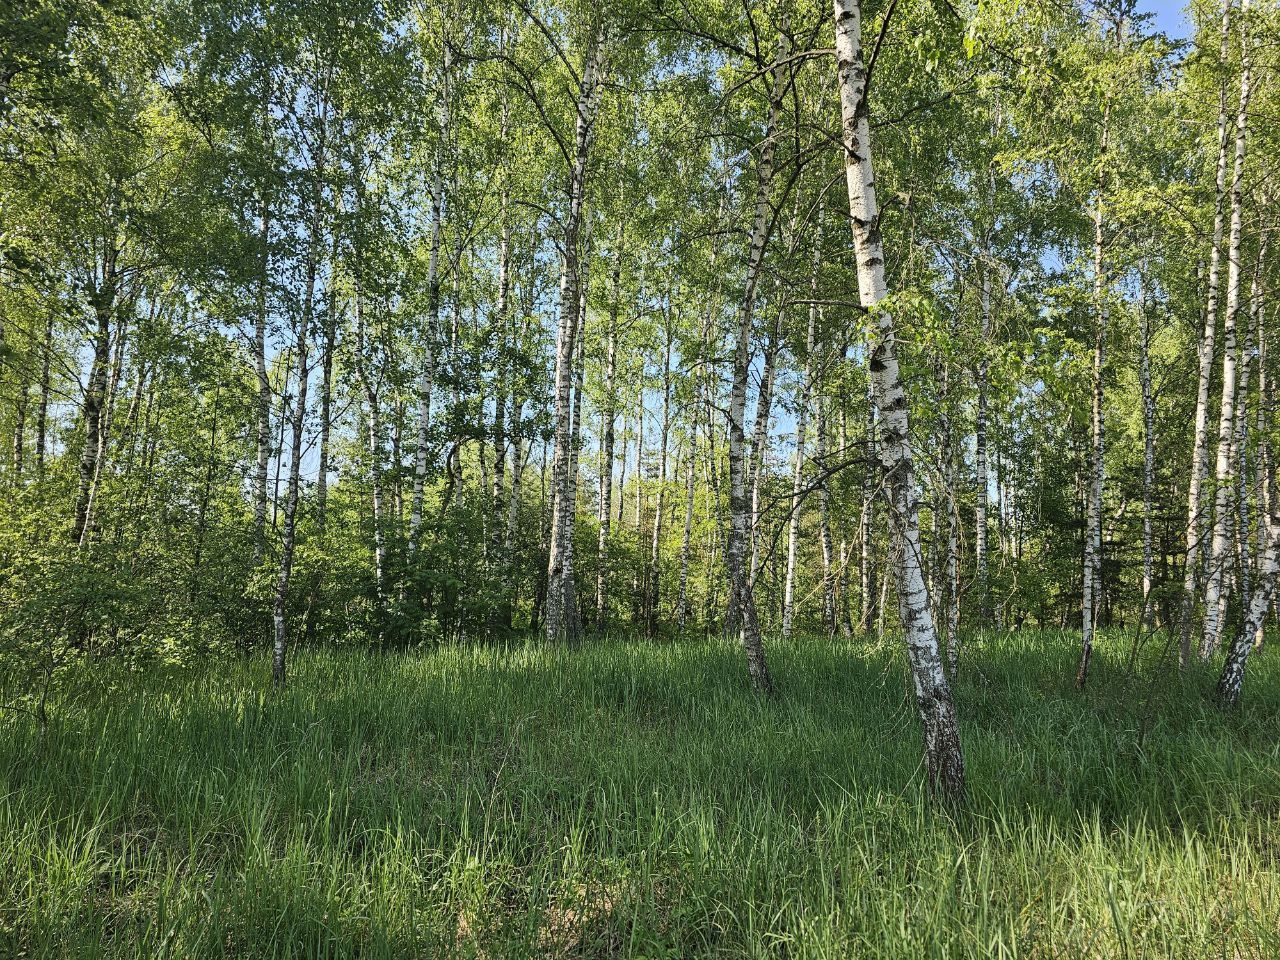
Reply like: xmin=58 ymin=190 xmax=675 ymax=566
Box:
xmin=816 ymin=393 xmax=838 ymax=636
xmin=647 ymin=315 xmax=672 ymax=627
xmin=1218 ymin=506 xmax=1279 ymax=707
xmin=975 ymin=267 xmax=992 ymax=619
xmin=1180 ymin=0 xmax=1236 ymax=667
xmin=1077 ymin=95 xmax=1110 ymax=690
xmin=1202 ymin=4 xmax=1254 ymax=658
xmin=677 ymin=434 xmax=696 ymax=630
xmin=271 ymin=256 xmax=315 ymax=688
xmin=1252 ymin=234 xmax=1271 ymax=649
xmin=252 ymin=204 xmax=272 ymax=568
xmin=834 ymin=0 xmax=964 ymax=797
xmin=545 ymin=33 xmax=605 ymax=641
xmin=725 ymin=26 xmax=789 ymax=693
xmin=596 ymin=241 xmax=621 ymax=626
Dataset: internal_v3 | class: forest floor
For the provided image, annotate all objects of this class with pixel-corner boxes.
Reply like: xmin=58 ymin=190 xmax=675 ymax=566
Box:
xmin=1 ymin=629 xmax=1278 ymax=958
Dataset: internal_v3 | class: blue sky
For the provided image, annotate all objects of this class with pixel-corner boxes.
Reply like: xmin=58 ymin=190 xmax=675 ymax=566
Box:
xmin=1142 ymin=0 xmax=1192 ymax=38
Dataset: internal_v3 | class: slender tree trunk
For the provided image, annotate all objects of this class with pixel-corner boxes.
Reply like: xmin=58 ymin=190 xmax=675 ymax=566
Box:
xmin=1077 ymin=90 xmax=1111 ymax=690
xmin=631 ymin=381 xmax=646 ymax=625
xmin=1252 ymin=232 xmax=1271 ymax=649
xmin=783 ymin=268 xmax=819 ymax=638
xmin=816 ymin=394 xmax=837 ymax=636
xmin=253 ymin=202 xmax=272 ymax=567
xmin=834 ymin=0 xmax=964 ymax=797
xmin=354 ymin=277 xmax=386 ymax=598
xmin=595 ymin=239 xmax=621 ymax=626
xmin=546 ymin=32 xmax=605 ymax=642
xmin=1139 ymin=281 xmax=1156 ymax=629
xmin=73 ymin=263 xmax=115 ymax=546
xmin=12 ymin=385 xmax=25 ymax=478
xmin=939 ymin=363 xmax=960 ymax=677
xmin=725 ymin=25 xmax=789 ymax=695
xmin=748 ymin=311 xmax=782 ymax=579
xmin=503 ymin=422 xmax=525 ymax=625
xmin=491 ymin=179 xmax=511 ymax=579
xmin=1202 ymin=3 xmax=1254 ymax=658
xmin=303 ymin=269 xmax=337 ymax=645
xmin=35 ymin=313 xmax=52 ymax=474
xmin=409 ymin=154 xmax=444 ymax=552
xmin=616 ymin=411 xmax=629 ymax=528
xmin=271 ymin=257 xmax=315 ymax=688
xmin=1219 ymin=499 xmax=1279 ymax=707
xmin=561 ymin=244 xmax=592 ymax=640
xmin=271 ymin=354 xmax=290 ymax=532
xmin=647 ymin=314 xmax=672 ymax=630
xmin=1180 ymin=0 xmax=1236 ymax=667
xmin=975 ymin=266 xmax=992 ymax=620
xmin=677 ymin=432 xmax=696 ymax=629
xmin=859 ymin=376 xmax=876 ymax=631
xmin=1233 ymin=251 xmax=1260 ymax=621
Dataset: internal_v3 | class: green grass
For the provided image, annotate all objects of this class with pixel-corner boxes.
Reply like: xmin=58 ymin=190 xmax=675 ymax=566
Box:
xmin=1 ymin=629 xmax=1278 ymax=958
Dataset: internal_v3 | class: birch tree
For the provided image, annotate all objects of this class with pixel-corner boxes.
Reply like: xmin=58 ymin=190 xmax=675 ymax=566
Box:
xmin=833 ymin=0 xmax=964 ymax=797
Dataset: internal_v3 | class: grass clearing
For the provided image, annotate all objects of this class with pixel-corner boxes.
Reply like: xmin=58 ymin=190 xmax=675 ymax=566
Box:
xmin=1 ymin=629 xmax=1278 ymax=958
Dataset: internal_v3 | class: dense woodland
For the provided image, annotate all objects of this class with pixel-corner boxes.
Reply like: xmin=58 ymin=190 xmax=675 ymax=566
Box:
xmin=3 ymin=0 xmax=1280 ymax=808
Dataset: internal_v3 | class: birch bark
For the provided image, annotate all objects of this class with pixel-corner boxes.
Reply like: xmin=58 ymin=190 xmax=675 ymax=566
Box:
xmin=1180 ymin=0 xmax=1235 ymax=667
xmin=725 ymin=26 xmax=789 ymax=693
xmin=1202 ymin=1 xmax=1254 ymax=658
xmin=834 ymin=0 xmax=964 ymax=796
xmin=545 ymin=31 xmax=605 ymax=641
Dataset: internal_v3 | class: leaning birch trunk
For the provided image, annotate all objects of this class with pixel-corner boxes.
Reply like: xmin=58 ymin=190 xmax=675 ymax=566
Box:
xmin=1180 ymin=0 xmax=1236 ymax=667
xmin=1076 ymin=93 xmax=1110 ymax=690
xmin=79 ymin=302 xmax=125 ymax=545
xmin=783 ymin=272 xmax=819 ymax=638
xmin=545 ymin=32 xmax=604 ymax=642
xmin=725 ymin=26 xmax=789 ymax=694
xmin=1202 ymin=6 xmax=1254 ymax=659
xmin=1218 ymin=501 xmax=1280 ymax=707
xmin=272 ymin=262 xmax=314 ymax=688
xmin=73 ymin=264 xmax=115 ymax=547
xmin=834 ymin=0 xmax=964 ymax=796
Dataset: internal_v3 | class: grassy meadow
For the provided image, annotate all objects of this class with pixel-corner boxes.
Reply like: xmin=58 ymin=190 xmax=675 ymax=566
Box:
xmin=1 ymin=629 xmax=1278 ymax=958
